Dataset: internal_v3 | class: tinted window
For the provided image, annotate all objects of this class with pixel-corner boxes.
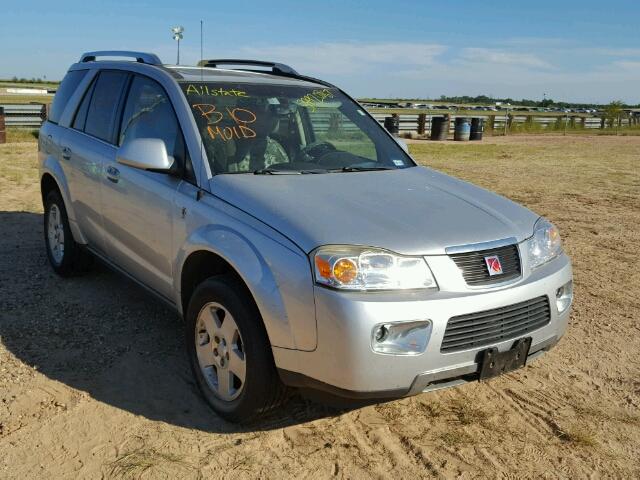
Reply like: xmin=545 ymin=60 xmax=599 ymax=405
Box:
xmin=72 ymin=77 xmax=96 ymax=131
xmin=49 ymin=70 xmax=88 ymax=124
xmin=120 ymin=76 xmax=194 ymax=181
xmin=84 ymin=71 xmax=129 ymax=143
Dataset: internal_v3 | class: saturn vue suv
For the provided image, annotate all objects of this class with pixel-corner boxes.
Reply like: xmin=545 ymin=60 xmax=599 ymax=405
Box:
xmin=38 ymin=51 xmax=573 ymax=422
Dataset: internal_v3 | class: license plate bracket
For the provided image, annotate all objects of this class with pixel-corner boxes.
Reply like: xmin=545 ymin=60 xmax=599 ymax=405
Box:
xmin=478 ymin=337 xmax=532 ymax=380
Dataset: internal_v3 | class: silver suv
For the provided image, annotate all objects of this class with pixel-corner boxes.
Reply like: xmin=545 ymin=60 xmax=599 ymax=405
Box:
xmin=39 ymin=51 xmax=573 ymax=422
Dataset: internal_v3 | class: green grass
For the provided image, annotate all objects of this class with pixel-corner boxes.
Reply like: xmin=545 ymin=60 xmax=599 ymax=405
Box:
xmin=6 ymin=128 xmax=39 ymax=143
xmin=0 ymin=94 xmax=52 ymax=104
xmin=0 ymin=80 xmax=59 ymax=89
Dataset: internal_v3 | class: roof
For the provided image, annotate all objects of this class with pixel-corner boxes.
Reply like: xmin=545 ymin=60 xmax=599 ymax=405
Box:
xmin=72 ymin=51 xmax=331 ymax=89
xmin=163 ymin=65 xmax=325 ymax=88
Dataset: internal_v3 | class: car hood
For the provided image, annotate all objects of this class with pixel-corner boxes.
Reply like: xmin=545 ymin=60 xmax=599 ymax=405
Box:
xmin=209 ymin=166 xmax=539 ymax=255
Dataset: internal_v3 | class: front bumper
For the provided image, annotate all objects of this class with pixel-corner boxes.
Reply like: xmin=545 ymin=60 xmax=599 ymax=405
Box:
xmin=273 ymin=253 xmax=572 ymax=397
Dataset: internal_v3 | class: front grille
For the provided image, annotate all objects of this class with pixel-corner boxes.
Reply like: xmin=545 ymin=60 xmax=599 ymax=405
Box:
xmin=441 ymin=296 xmax=551 ymax=353
xmin=449 ymin=244 xmax=521 ymax=286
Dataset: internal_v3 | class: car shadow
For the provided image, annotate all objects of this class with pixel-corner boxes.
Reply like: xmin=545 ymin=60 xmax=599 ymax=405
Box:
xmin=0 ymin=211 xmax=354 ymax=433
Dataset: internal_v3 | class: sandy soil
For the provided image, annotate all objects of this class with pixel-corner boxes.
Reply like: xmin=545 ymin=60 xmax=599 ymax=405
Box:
xmin=0 ymin=135 xmax=639 ymax=479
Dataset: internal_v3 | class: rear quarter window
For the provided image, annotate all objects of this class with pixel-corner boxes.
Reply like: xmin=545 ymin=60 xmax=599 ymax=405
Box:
xmin=48 ymin=70 xmax=88 ymax=124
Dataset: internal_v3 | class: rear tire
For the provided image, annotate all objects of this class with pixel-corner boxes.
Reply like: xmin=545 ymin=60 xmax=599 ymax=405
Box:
xmin=186 ymin=275 xmax=287 ymax=423
xmin=43 ymin=189 xmax=91 ymax=276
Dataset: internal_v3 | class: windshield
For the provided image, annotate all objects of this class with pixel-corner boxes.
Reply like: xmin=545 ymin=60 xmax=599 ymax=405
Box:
xmin=179 ymin=82 xmax=414 ymax=174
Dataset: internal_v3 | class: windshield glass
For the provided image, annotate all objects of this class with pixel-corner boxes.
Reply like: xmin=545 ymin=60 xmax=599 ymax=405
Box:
xmin=179 ymin=82 xmax=414 ymax=174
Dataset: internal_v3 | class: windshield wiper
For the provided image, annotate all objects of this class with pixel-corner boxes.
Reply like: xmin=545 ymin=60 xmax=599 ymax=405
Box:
xmin=253 ymin=168 xmax=301 ymax=175
xmin=254 ymin=168 xmax=329 ymax=175
xmin=335 ymin=166 xmax=395 ymax=172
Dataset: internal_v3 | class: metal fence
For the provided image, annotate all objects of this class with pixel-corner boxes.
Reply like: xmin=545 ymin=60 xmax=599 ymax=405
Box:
xmin=369 ymin=113 xmax=636 ymax=133
xmin=1 ymin=103 xmax=638 ymax=133
xmin=0 ymin=104 xmax=46 ymax=127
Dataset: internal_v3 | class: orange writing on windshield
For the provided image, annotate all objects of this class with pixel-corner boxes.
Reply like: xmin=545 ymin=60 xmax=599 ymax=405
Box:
xmin=192 ymin=104 xmax=257 ymax=142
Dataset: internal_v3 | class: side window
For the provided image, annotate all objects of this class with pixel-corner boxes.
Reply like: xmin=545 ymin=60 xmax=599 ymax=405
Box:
xmin=72 ymin=77 xmax=96 ymax=131
xmin=48 ymin=70 xmax=88 ymax=124
xmin=84 ymin=71 xmax=129 ymax=143
xmin=119 ymin=75 xmax=195 ymax=182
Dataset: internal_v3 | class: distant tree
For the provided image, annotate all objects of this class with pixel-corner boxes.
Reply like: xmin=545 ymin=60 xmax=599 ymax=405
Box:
xmin=604 ymin=100 xmax=625 ymax=128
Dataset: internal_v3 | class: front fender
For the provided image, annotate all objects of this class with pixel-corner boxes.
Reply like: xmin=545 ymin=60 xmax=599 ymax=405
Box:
xmin=175 ymin=221 xmax=317 ymax=351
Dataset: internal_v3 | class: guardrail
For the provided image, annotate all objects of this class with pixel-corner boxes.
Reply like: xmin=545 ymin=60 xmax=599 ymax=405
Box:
xmin=0 ymin=104 xmax=47 ymax=127
xmin=1 ymin=103 xmax=638 ymax=134
xmin=369 ymin=112 xmax=639 ymax=134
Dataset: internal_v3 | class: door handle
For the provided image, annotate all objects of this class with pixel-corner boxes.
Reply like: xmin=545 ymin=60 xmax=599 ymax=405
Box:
xmin=61 ymin=146 xmax=72 ymax=160
xmin=106 ymin=165 xmax=120 ymax=183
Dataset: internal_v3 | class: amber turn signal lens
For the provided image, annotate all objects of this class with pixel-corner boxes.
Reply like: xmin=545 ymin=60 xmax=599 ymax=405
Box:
xmin=333 ymin=258 xmax=358 ymax=284
xmin=315 ymin=256 xmax=332 ymax=279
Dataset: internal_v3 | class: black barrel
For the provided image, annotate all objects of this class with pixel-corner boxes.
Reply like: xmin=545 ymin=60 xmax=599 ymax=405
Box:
xmin=430 ymin=116 xmax=449 ymax=140
xmin=384 ymin=116 xmax=399 ymax=135
xmin=454 ymin=117 xmax=471 ymax=141
xmin=470 ymin=118 xmax=484 ymax=141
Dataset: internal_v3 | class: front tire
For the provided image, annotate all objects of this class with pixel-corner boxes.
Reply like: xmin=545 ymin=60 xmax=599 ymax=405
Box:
xmin=43 ymin=190 xmax=91 ymax=276
xmin=186 ymin=275 xmax=287 ymax=423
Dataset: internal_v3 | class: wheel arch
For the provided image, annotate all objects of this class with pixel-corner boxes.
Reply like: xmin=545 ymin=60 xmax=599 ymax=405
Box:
xmin=40 ymin=160 xmax=87 ymax=245
xmin=177 ymin=241 xmax=298 ymax=350
xmin=180 ymin=250 xmax=252 ymax=319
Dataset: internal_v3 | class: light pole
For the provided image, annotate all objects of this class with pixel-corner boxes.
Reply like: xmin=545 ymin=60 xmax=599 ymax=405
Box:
xmin=171 ymin=26 xmax=184 ymax=65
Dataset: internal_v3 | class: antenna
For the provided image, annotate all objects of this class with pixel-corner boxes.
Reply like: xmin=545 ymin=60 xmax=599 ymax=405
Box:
xmin=196 ymin=19 xmax=206 ymax=201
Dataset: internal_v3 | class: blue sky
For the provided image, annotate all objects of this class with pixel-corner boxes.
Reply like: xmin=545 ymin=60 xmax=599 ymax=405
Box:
xmin=2 ymin=0 xmax=639 ymax=103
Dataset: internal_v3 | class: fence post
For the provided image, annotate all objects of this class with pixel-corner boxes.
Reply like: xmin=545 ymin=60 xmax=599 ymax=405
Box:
xmin=569 ymin=116 xmax=576 ymax=129
xmin=0 ymin=107 xmax=5 ymax=144
xmin=417 ymin=113 xmax=426 ymax=135
xmin=600 ymin=117 xmax=605 ymax=129
xmin=486 ymin=115 xmax=495 ymax=135
xmin=580 ymin=117 xmax=586 ymax=128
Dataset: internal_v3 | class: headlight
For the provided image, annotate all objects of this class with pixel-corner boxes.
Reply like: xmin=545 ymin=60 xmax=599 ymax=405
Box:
xmin=312 ymin=246 xmax=437 ymax=291
xmin=528 ymin=217 xmax=562 ymax=269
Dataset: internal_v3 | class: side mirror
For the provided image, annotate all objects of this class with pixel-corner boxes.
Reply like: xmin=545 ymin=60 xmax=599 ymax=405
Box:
xmin=116 ymin=138 xmax=174 ymax=172
xmin=394 ymin=137 xmax=409 ymax=153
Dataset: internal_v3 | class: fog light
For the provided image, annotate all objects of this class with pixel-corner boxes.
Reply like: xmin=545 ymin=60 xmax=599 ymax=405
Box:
xmin=371 ymin=321 xmax=431 ymax=355
xmin=556 ymin=280 xmax=573 ymax=313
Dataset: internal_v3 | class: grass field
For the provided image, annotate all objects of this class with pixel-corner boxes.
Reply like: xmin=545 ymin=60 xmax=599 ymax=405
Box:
xmin=0 ymin=133 xmax=638 ymax=478
xmin=0 ymin=80 xmax=59 ymax=89
xmin=0 ymin=80 xmax=55 ymax=105
xmin=0 ymin=94 xmax=53 ymax=104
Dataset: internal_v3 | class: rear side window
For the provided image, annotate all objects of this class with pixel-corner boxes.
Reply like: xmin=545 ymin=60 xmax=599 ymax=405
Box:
xmin=72 ymin=77 xmax=96 ymax=131
xmin=84 ymin=71 xmax=129 ymax=143
xmin=48 ymin=70 xmax=88 ymax=124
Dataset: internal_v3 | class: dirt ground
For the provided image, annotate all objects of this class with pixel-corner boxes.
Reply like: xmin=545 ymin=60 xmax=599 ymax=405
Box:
xmin=0 ymin=135 xmax=638 ymax=479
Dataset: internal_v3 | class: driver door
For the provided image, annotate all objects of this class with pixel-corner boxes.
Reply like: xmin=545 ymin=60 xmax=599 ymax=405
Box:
xmin=100 ymin=74 xmax=189 ymax=300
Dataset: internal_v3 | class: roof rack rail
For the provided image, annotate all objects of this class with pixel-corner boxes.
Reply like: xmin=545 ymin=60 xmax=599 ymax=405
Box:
xmin=196 ymin=59 xmax=299 ymax=76
xmin=80 ymin=51 xmax=162 ymax=65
